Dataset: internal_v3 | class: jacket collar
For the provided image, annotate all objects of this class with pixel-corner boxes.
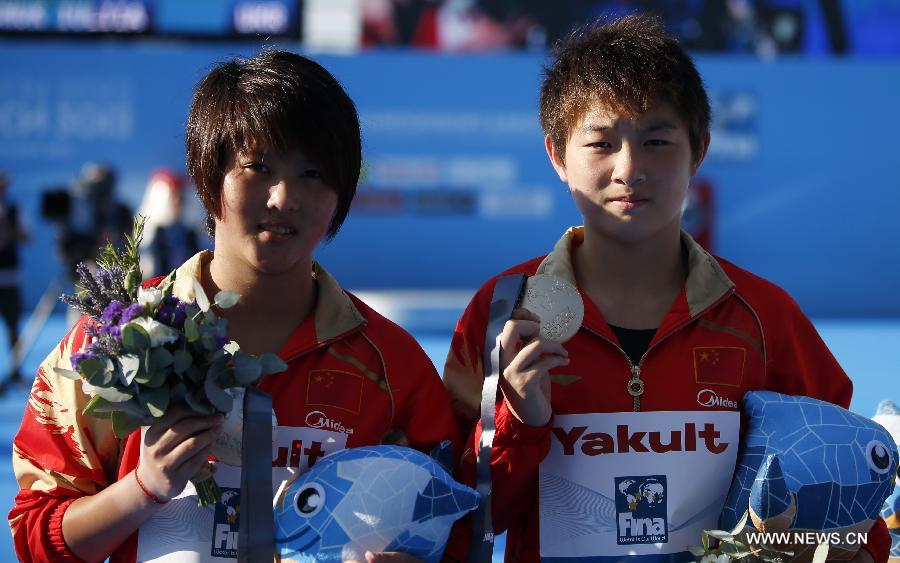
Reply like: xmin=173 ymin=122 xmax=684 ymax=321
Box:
xmin=535 ymin=227 xmax=734 ymax=318
xmin=170 ymin=251 xmax=366 ymax=346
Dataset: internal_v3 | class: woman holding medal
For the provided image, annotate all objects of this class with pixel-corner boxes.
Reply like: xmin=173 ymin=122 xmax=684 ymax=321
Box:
xmin=10 ymin=50 xmax=452 ymax=563
xmin=442 ymin=15 xmax=891 ymax=562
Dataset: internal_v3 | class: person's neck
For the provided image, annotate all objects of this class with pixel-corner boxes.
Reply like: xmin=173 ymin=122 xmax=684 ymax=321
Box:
xmin=203 ymin=252 xmax=316 ymax=331
xmin=574 ymin=223 xmax=686 ymax=329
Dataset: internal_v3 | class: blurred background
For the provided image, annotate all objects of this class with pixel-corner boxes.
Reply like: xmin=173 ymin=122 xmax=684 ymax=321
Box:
xmin=1 ymin=0 xmax=899 ymax=560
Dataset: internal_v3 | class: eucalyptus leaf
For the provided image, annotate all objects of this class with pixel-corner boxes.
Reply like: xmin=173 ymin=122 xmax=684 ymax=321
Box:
xmin=139 ymin=386 xmax=170 ymax=418
xmin=192 ymin=277 xmax=210 ymax=312
xmin=119 ymin=354 xmax=141 ymax=386
xmin=720 ymin=541 xmax=752 ymax=558
xmin=150 ymin=347 xmax=174 ymax=370
xmin=87 ymin=366 xmax=115 ymax=387
xmin=204 ymin=371 xmax=234 ymax=412
xmin=259 ymin=353 xmax=288 ymax=375
xmin=185 ymin=388 xmax=215 ymax=415
xmin=83 ymin=394 xmax=112 ymax=417
xmin=185 ymin=317 xmax=200 ymax=342
xmin=169 ymin=382 xmax=187 ymax=403
xmin=111 ymin=410 xmax=142 ymax=438
xmin=232 ymin=352 xmax=262 ymax=385
xmin=705 ymin=530 xmax=734 ymax=542
xmin=93 ymin=384 xmax=135 ymax=403
xmin=811 ymin=544 xmax=829 ymax=563
xmin=122 ymin=323 xmax=151 ymax=353
xmin=687 ymin=546 xmax=706 ymax=557
xmin=173 ymin=349 xmax=192 ymax=374
xmin=78 ymin=357 xmax=105 ymax=379
xmin=214 ymin=291 xmax=240 ymax=309
xmin=729 ymin=510 xmax=750 ymax=536
xmin=53 ymin=367 xmax=81 ymax=380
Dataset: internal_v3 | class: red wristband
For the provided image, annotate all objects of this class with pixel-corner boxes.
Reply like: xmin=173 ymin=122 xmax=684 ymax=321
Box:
xmin=134 ymin=468 xmax=169 ymax=505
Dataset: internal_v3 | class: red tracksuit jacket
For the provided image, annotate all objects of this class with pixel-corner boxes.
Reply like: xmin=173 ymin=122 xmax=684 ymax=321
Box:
xmin=10 ymin=252 xmax=458 ymax=562
xmin=443 ymin=227 xmax=890 ymax=562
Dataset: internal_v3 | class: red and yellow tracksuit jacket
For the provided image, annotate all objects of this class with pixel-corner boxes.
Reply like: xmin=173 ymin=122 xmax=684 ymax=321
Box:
xmin=9 ymin=251 xmax=458 ymax=562
xmin=443 ymin=227 xmax=890 ymax=562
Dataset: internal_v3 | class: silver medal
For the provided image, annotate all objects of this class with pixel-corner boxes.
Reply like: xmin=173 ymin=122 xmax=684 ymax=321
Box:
xmin=521 ymin=274 xmax=584 ymax=343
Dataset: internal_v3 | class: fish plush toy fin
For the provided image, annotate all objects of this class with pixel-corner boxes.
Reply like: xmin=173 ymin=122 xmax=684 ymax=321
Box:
xmin=274 ymin=445 xmax=479 ymax=563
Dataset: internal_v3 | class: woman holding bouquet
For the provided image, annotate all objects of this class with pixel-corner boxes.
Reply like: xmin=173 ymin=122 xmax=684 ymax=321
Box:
xmin=9 ymin=50 xmax=456 ymax=562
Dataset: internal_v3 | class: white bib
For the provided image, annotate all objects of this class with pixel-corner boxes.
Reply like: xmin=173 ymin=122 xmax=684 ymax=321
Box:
xmin=539 ymin=411 xmax=739 ymax=561
xmin=136 ymin=425 xmax=348 ymax=562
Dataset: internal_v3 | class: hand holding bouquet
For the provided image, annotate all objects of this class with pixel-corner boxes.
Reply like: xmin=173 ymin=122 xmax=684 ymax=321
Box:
xmin=57 ymin=219 xmax=286 ymax=506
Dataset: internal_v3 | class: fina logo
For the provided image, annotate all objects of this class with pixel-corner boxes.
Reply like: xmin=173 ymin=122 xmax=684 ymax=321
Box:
xmin=614 ymin=475 xmax=668 ymax=545
xmin=697 ymin=389 xmax=739 ymax=409
xmin=305 ymin=410 xmax=354 ymax=435
xmin=211 ymin=488 xmax=241 ymax=557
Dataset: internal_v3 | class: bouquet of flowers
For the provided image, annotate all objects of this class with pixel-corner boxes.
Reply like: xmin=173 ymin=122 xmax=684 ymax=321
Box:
xmin=689 ymin=510 xmax=829 ymax=563
xmin=56 ymin=218 xmax=286 ymax=506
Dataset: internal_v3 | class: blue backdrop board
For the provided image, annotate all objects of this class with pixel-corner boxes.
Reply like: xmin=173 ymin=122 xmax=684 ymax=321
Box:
xmin=1 ymin=40 xmax=899 ymax=316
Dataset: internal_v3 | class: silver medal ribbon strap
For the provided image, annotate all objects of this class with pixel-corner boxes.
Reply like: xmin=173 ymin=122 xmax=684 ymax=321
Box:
xmin=468 ymin=273 xmax=527 ymax=563
xmin=238 ymin=386 xmax=273 ymax=563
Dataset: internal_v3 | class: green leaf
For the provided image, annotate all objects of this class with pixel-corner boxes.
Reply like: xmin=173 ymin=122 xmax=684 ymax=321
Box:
xmin=204 ymin=372 xmax=234 ymax=412
xmin=122 ymin=323 xmax=151 ymax=353
xmin=139 ymin=385 xmax=170 ymax=418
xmin=111 ymin=410 xmax=142 ymax=438
xmin=169 ymin=382 xmax=187 ymax=404
xmin=720 ymin=541 xmax=752 ymax=558
xmin=259 ymin=353 xmax=288 ymax=375
xmin=687 ymin=546 xmax=706 ymax=557
xmin=84 ymin=394 xmax=112 ymax=417
xmin=192 ymin=277 xmax=210 ymax=312
xmin=810 ymin=542 xmax=828 ymax=563
xmin=94 ymin=384 xmax=135 ymax=403
xmin=87 ymin=366 xmax=115 ymax=387
xmin=705 ymin=530 xmax=734 ymax=542
xmin=232 ymin=352 xmax=262 ymax=385
xmin=78 ymin=357 xmax=105 ymax=379
xmin=214 ymin=291 xmax=240 ymax=309
xmin=119 ymin=354 xmax=141 ymax=385
xmin=150 ymin=348 xmax=174 ymax=370
xmin=728 ymin=510 xmax=750 ymax=536
xmin=184 ymin=317 xmax=200 ymax=343
xmin=53 ymin=367 xmax=81 ymax=380
xmin=173 ymin=349 xmax=192 ymax=374
xmin=185 ymin=388 xmax=214 ymax=415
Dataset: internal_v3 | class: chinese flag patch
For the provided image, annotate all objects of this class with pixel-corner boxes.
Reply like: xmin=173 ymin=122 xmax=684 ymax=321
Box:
xmin=306 ymin=369 xmax=365 ymax=414
xmin=693 ymin=346 xmax=745 ymax=387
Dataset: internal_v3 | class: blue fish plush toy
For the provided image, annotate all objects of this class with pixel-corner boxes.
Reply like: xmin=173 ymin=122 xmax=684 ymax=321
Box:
xmin=873 ymin=400 xmax=900 ymax=561
xmin=274 ymin=444 xmax=479 ymax=562
xmin=720 ymin=391 xmax=899 ymax=560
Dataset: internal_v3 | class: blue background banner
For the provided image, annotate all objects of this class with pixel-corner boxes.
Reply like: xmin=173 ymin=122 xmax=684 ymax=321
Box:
xmin=2 ymin=39 xmax=898 ymax=316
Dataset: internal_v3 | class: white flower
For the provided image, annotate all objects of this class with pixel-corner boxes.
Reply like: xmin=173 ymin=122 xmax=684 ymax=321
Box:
xmin=130 ymin=317 xmax=180 ymax=347
xmin=137 ymin=286 xmax=164 ymax=309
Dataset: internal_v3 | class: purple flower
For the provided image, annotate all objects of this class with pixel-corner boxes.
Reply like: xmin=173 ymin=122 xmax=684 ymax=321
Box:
xmin=71 ymin=351 xmax=96 ymax=370
xmin=120 ymin=303 xmax=145 ymax=324
xmin=100 ymin=301 xmax=125 ymax=325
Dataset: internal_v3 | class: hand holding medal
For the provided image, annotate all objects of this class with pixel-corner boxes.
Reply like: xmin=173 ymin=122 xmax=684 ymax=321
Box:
xmin=499 ymin=275 xmax=584 ymax=426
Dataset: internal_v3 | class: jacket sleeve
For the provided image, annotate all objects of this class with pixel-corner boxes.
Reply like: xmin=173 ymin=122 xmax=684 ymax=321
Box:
xmin=762 ymin=291 xmax=890 ymax=562
xmin=442 ymin=282 xmax=551 ymax=560
xmin=8 ymin=317 xmax=122 ymax=563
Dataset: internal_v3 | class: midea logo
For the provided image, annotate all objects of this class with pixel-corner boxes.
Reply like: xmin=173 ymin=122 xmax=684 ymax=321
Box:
xmin=696 ymin=389 xmax=738 ymax=409
xmin=305 ymin=410 xmax=354 ymax=435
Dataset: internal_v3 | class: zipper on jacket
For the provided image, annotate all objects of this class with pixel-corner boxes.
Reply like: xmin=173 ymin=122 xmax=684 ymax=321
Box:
xmin=584 ymin=287 xmax=736 ymax=413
